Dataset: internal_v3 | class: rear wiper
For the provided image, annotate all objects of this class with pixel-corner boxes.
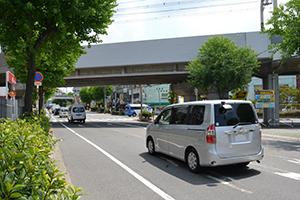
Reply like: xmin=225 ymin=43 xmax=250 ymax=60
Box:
xmin=233 ymin=122 xmax=252 ymax=129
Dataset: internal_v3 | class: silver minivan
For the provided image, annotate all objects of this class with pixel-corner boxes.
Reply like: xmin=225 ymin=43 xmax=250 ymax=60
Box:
xmin=68 ymin=104 xmax=86 ymax=123
xmin=146 ymin=100 xmax=264 ymax=173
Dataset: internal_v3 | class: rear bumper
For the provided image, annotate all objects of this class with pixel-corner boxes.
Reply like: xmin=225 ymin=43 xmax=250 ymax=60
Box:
xmin=72 ymin=116 xmax=86 ymax=120
xmin=201 ymin=147 xmax=264 ymax=167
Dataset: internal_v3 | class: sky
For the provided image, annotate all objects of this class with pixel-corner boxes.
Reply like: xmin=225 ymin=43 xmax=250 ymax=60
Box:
xmin=101 ymin=0 xmax=288 ymax=43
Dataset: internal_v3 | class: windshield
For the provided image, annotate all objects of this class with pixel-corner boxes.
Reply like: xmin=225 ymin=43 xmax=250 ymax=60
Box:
xmin=214 ymin=103 xmax=257 ymax=127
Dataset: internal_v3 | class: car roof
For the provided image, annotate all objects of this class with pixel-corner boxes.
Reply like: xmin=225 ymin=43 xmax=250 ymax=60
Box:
xmin=71 ymin=104 xmax=85 ymax=107
xmin=165 ymin=100 xmax=252 ymax=108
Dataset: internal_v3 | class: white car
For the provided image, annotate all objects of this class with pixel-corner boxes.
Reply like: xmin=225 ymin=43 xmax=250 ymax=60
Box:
xmin=59 ymin=107 xmax=69 ymax=118
xmin=68 ymin=104 xmax=86 ymax=123
xmin=146 ymin=100 xmax=264 ymax=173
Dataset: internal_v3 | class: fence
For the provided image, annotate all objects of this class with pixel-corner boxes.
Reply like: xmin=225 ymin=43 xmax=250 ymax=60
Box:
xmin=0 ymin=99 xmax=24 ymax=119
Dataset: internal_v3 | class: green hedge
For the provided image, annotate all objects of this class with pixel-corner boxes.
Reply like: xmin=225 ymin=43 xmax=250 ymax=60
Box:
xmin=0 ymin=116 xmax=81 ymax=199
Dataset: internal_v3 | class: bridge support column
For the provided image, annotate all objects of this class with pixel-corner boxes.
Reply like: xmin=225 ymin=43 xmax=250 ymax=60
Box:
xmin=170 ymin=82 xmax=197 ymax=102
xmin=262 ymin=74 xmax=280 ymax=127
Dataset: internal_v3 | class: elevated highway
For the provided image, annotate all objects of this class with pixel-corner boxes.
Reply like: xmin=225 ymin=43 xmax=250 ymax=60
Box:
xmin=65 ymin=31 xmax=300 ymax=87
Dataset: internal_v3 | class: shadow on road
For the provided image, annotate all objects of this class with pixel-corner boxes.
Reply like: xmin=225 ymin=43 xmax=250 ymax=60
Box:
xmin=51 ymin=121 xmax=148 ymax=129
xmin=263 ymin=139 xmax=300 ymax=152
xmin=139 ymin=152 xmax=261 ymax=186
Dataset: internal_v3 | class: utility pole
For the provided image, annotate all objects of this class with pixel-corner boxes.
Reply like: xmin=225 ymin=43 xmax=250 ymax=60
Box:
xmin=261 ymin=0 xmax=280 ymax=127
xmin=260 ymin=0 xmax=272 ymax=31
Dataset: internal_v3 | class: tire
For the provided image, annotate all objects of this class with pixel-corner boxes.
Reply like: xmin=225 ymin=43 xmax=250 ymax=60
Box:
xmin=82 ymin=120 xmax=85 ymax=124
xmin=147 ymin=138 xmax=155 ymax=155
xmin=186 ymin=148 xmax=201 ymax=173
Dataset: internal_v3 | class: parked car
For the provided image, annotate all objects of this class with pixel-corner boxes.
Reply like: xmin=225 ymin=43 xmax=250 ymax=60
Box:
xmin=146 ymin=100 xmax=264 ymax=173
xmin=59 ymin=107 xmax=69 ymax=118
xmin=52 ymin=105 xmax=61 ymax=115
xmin=68 ymin=104 xmax=86 ymax=123
xmin=125 ymin=104 xmax=153 ymax=117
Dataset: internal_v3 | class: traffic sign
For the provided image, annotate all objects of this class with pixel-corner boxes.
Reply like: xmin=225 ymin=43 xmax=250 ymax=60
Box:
xmin=35 ymin=72 xmax=44 ymax=82
xmin=34 ymin=81 xmax=42 ymax=86
xmin=8 ymin=91 xmax=16 ymax=98
xmin=6 ymin=71 xmax=16 ymax=85
xmin=255 ymin=90 xmax=275 ymax=108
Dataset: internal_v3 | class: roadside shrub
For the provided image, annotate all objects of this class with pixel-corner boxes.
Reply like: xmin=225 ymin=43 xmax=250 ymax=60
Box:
xmin=139 ymin=110 xmax=152 ymax=121
xmin=0 ymin=119 xmax=81 ymax=199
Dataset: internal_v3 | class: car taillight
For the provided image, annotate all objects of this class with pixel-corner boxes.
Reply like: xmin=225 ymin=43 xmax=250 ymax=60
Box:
xmin=206 ymin=124 xmax=216 ymax=144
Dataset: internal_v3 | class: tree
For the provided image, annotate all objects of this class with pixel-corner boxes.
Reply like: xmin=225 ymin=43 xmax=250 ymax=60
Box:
xmin=187 ymin=37 xmax=259 ymax=99
xmin=79 ymin=86 xmax=112 ymax=105
xmin=280 ymin=86 xmax=300 ymax=104
xmin=79 ymin=88 xmax=92 ymax=105
xmin=266 ymin=0 xmax=300 ymax=58
xmin=0 ymin=0 xmax=116 ymax=113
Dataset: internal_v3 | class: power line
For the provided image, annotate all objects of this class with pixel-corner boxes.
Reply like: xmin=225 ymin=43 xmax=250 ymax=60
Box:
xmin=113 ymin=5 xmax=257 ymax=23
xmin=114 ymin=0 xmax=257 ymax=16
xmin=117 ymin=0 xmax=217 ymax=9
xmin=117 ymin=0 xmax=253 ymax=10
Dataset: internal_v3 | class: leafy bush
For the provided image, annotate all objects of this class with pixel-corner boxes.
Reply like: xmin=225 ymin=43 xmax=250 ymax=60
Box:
xmin=139 ymin=110 xmax=152 ymax=121
xmin=0 ymin=119 xmax=81 ymax=199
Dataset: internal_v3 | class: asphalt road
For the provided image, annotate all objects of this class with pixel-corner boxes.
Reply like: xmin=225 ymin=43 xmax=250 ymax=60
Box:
xmin=51 ymin=113 xmax=300 ymax=200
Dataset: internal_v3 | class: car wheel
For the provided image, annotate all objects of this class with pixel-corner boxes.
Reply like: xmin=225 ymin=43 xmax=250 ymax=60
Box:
xmin=82 ymin=120 xmax=85 ymax=124
xmin=132 ymin=113 xmax=137 ymax=117
xmin=147 ymin=138 xmax=155 ymax=155
xmin=186 ymin=149 xmax=200 ymax=173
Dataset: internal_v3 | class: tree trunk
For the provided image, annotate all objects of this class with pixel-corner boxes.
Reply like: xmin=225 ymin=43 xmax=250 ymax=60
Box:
xmin=207 ymin=86 xmax=220 ymax=100
xmin=39 ymin=86 xmax=44 ymax=114
xmin=24 ymin=53 xmax=36 ymax=114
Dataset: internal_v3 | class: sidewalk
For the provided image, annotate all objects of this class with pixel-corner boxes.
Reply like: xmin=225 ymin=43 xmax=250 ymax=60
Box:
xmin=262 ymin=128 xmax=300 ymax=141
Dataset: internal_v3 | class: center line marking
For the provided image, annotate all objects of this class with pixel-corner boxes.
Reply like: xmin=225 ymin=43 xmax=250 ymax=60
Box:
xmin=288 ymin=159 xmax=300 ymax=165
xmin=274 ymin=172 xmax=300 ymax=181
xmin=60 ymin=123 xmax=175 ymax=200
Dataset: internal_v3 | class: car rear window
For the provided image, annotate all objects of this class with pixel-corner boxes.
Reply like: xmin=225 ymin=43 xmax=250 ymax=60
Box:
xmin=214 ymin=103 xmax=257 ymax=127
xmin=73 ymin=107 xmax=85 ymax=113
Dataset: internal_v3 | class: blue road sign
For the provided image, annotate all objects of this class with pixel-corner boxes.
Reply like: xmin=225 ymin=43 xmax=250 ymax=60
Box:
xmin=35 ymin=72 xmax=44 ymax=82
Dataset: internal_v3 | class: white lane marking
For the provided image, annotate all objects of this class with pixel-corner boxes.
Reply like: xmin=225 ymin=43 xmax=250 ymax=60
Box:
xmin=205 ymin=175 xmax=253 ymax=194
xmin=274 ymin=172 xmax=300 ymax=181
xmin=253 ymin=163 xmax=300 ymax=181
xmin=60 ymin=123 xmax=175 ymax=200
xmin=252 ymin=163 xmax=288 ymax=173
xmin=288 ymin=159 xmax=300 ymax=165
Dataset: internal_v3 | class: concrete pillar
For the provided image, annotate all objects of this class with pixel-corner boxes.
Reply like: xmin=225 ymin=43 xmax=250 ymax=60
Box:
xmin=103 ymin=87 xmax=107 ymax=110
xmin=273 ymin=74 xmax=280 ymax=127
xmin=262 ymin=74 xmax=280 ymax=126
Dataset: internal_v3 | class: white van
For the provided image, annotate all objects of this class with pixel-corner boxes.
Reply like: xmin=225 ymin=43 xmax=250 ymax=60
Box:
xmin=146 ymin=100 xmax=264 ymax=173
xmin=68 ymin=104 xmax=86 ymax=123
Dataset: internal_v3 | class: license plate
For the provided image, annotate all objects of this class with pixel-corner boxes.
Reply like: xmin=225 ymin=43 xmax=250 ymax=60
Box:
xmin=76 ymin=114 xmax=81 ymax=116
xmin=234 ymin=134 xmax=248 ymax=142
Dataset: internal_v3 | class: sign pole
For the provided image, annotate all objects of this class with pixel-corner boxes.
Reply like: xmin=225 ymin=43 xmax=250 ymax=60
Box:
xmin=36 ymin=85 xmax=39 ymax=114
